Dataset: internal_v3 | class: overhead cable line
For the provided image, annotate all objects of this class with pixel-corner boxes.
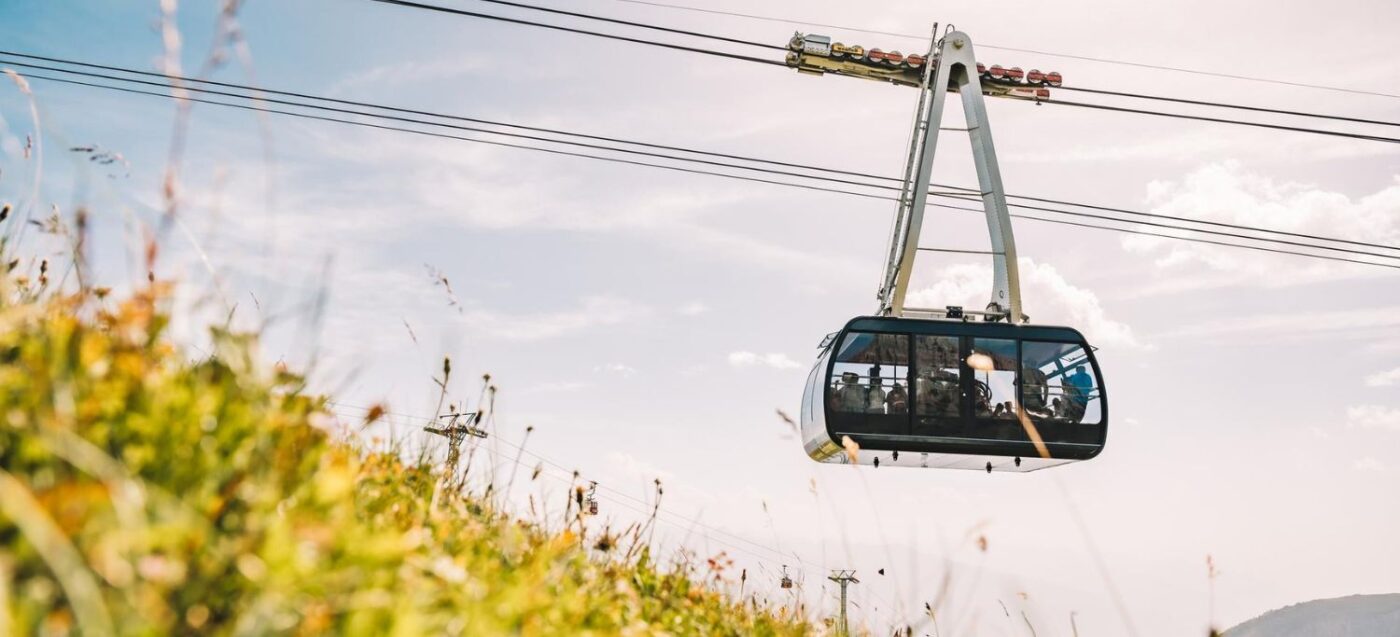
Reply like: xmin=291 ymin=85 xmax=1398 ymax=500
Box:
xmin=0 ymin=58 xmax=893 ymax=192
xmin=15 ymin=58 xmax=1398 ymax=261
xmin=15 ymin=71 xmax=890 ymax=203
xmin=995 ymin=192 xmax=1400 ymax=253
xmin=600 ymin=0 xmax=1400 ymax=100
xmin=363 ymin=0 xmax=1400 ymax=143
xmin=451 ymin=0 xmax=1400 ymax=128
xmin=11 ymin=67 xmax=1400 ymax=270
xmin=361 ymin=0 xmax=787 ymax=67
xmin=0 ymin=50 xmax=893 ymax=183
xmin=1053 ymin=85 xmax=1400 ymax=128
xmin=471 ymin=0 xmax=784 ymax=50
xmin=328 ymin=401 xmax=821 ymax=572
xmin=9 ymin=54 xmax=1397 ymax=257
xmin=8 ymin=50 xmax=1396 ymax=255
xmin=1018 ymin=96 xmax=1400 ymax=145
xmin=932 ymin=192 xmax=1400 ymax=261
xmin=928 ymin=202 xmax=1400 ymax=271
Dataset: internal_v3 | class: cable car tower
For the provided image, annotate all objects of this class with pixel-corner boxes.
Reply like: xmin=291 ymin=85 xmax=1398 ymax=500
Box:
xmin=424 ymin=409 xmax=488 ymax=469
xmin=584 ymin=481 xmax=599 ymax=515
xmin=789 ymin=28 xmax=1109 ymax=472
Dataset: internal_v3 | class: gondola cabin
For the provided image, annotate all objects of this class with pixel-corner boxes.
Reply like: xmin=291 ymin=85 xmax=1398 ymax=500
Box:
xmin=800 ymin=316 xmax=1107 ymax=471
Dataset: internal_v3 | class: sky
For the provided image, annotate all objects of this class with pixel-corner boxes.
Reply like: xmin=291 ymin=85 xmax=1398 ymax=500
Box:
xmin=1 ymin=0 xmax=1398 ymax=634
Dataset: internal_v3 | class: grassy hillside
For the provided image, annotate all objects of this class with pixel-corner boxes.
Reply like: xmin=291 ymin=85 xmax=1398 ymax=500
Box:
xmin=0 ymin=277 xmax=813 ymax=635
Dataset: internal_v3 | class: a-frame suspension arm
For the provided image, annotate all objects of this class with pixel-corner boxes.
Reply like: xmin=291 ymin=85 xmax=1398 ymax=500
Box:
xmin=880 ymin=31 xmax=1023 ymax=323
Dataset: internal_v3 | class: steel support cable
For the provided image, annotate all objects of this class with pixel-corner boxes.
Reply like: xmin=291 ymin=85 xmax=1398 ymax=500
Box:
xmin=360 ymin=0 xmax=1400 ymax=143
xmin=360 ymin=0 xmax=788 ymax=68
xmin=1022 ymin=96 xmax=1400 ymax=144
xmin=1054 ymin=85 xmax=1400 ymax=128
xmin=0 ymin=59 xmax=893 ymax=193
xmin=927 ymin=203 xmax=1400 ymax=271
xmin=1000 ymin=192 xmax=1400 ymax=253
xmin=932 ymin=192 xmax=1400 ymax=261
xmin=599 ymin=0 xmax=1400 ymax=100
xmin=15 ymin=71 xmax=1400 ymax=271
xmin=27 ymin=59 xmax=1393 ymax=262
xmin=32 ymin=57 xmax=1390 ymax=262
xmin=468 ymin=0 xmax=785 ymax=51
xmin=923 ymin=177 xmax=1400 ymax=254
xmin=328 ymin=401 xmax=822 ymax=570
xmin=9 ymin=53 xmax=1396 ymax=256
xmin=387 ymin=0 xmax=1400 ymax=124
xmin=423 ymin=437 xmax=799 ymax=571
xmin=325 ymin=407 xmax=750 ymax=556
xmin=16 ymin=72 xmax=890 ymax=202
xmin=0 ymin=51 xmax=882 ymax=182
xmin=484 ymin=0 xmax=1400 ymax=126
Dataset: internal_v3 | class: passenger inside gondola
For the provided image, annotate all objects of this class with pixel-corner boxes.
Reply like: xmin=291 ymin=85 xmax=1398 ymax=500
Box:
xmin=1022 ymin=365 xmax=1052 ymax=419
xmin=1062 ymin=366 xmax=1093 ymax=423
xmin=886 ymin=382 xmax=909 ymax=414
xmin=836 ymin=372 xmax=865 ymax=412
xmin=1021 ymin=341 xmax=1103 ymax=432
xmin=827 ymin=331 xmax=911 ymax=434
xmin=866 ymin=365 xmax=887 ymax=413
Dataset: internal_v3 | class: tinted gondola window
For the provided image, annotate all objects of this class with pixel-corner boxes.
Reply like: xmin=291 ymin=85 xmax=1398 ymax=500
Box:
xmin=969 ymin=338 xmax=1019 ymax=421
xmin=829 ymin=332 xmax=910 ymax=434
xmin=1021 ymin=341 xmax=1102 ymax=426
xmin=913 ymin=335 xmax=961 ymax=418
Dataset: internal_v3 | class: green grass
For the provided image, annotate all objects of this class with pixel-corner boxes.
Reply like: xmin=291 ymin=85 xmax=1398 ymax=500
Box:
xmin=0 ymin=278 xmax=814 ymax=635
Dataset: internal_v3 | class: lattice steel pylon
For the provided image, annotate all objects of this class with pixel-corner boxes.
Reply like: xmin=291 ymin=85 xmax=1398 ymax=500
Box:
xmin=424 ymin=410 xmax=486 ymax=469
xmin=828 ymin=569 xmax=860 ymax=636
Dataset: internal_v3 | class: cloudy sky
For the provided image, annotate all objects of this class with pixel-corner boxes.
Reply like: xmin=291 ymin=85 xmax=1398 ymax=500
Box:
xmin=2 ymin=0 xmax=1398 ymax=634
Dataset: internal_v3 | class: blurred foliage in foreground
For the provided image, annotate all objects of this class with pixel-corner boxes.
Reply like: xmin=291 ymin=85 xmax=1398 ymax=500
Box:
xmin=0 ymin=280 xmax=812 ymax=636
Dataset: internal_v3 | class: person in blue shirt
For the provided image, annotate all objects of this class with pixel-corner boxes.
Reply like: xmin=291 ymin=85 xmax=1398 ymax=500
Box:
xmin=1063 ymin=366 xmax=1094 ymax=423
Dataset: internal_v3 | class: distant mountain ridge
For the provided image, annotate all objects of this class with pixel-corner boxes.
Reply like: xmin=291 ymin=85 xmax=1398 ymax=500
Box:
xmin=1225 ymin=594 xmax=1400 ymax=637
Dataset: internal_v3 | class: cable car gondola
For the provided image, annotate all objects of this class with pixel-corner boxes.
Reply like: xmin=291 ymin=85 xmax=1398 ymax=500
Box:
xmin=794 ymin=29 xmax=1108 ymax=471
xmin=800 ymin=314 xmax=1106 ymax=471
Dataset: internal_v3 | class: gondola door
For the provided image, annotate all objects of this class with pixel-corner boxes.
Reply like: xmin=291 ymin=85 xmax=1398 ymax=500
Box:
xmin=910 ymin=333 xmax=967 ymax=439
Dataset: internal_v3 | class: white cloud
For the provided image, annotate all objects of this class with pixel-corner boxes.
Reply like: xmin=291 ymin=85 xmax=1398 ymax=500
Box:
xmin=1353 ymin=457 xmax=1387 ymax=473
xmin=1003 ymin=131 xmax=1237 ymax=164
xmin=292 ymin=129 xmax=857 ymax=278
xmin=1347 ymin=405 xmax=1400 ymax=431
xmin=1121 ymin=163 xmax=1400 ymax=286
xmin=604 ymin=451 xmax=675 ymax=484
xmin=460 ymin=296 xmax=650 ymax=341
xmin=594 ymin=363 xmax=637 ymax=377
xmin=519 ymin=381 xmax=591 ymax=395
xmin=326 ymin=58 xmax=491 ymax=96
xmin=1365 ymin=367 xmax=1400 ymax=387
xmin=678 ymin=301 xmax=709 ymax=316
xmin=904 ymin=258 xmax=1144 ymax=350
xmin=1159 ymin=306 xmax=1400 ymax=342
xmin=727 ymin=351 xmax=802 ymax=370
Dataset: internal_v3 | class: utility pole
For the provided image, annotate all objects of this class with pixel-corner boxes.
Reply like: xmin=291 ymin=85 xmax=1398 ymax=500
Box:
xmin=828 ymin=569 xmax=859 ymax=636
